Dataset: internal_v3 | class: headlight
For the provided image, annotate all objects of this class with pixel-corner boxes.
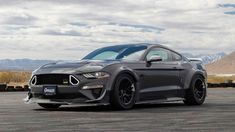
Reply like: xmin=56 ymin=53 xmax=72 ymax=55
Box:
xmin=83 ymin=72 xmax=110 ymax=79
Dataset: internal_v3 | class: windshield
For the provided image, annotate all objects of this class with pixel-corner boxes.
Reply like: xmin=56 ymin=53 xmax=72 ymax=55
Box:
xmin=83 ymin=45 xmax=147 ymax=61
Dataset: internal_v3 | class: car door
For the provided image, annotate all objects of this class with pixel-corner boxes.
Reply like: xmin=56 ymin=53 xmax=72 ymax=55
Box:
xmin=138 ymin=47 xmax=182 ymax=101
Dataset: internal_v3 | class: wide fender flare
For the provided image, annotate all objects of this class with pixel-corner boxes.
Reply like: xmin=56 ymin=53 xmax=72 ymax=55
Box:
xmin=103 ymin=65 xmax=140 ymax=91
xmin=184 ymin=70 xmax=207 ymax=90
xmin=105 ymin=65 xmax=141 ymax=102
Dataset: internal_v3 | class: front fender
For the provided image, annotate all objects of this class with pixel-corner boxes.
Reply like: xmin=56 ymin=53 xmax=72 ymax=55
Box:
xmin=102 ymin=64 xmax=141 ymax=102
xmin=103 ymin=64 xmax=139 ymax=91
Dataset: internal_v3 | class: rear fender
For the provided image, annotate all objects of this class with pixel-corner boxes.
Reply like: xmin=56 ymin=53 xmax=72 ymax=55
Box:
xmin=184 ymin=71 xmax=207 ymax=89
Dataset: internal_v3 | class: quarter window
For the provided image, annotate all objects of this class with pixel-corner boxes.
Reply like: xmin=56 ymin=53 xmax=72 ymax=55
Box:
xmin=171 ymin=52 xmax=182 ymax=61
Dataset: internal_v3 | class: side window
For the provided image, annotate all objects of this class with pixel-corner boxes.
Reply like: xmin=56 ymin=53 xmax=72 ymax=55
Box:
xmin=146 ymin=48 xmax=171 ymax=61
xmin=171 ymin=52 xmax=182 ymax=61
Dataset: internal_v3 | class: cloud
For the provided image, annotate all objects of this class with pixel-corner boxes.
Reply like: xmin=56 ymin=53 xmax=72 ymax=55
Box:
xmin=219 ymin=4 xmax=235 ymax=8
xmin=0 ymin=0 xmax=234 ymax=59
xmin=224 ymin=11 xmax=235 ymax=15
xmin=107 ymin=22 xmax=165 ymax=33
xmin=42 ymin=29 xmax=82 ymax=36
xmin=2 ymin=14 xmax=37 ymax=25
xmin=218 ymin=3 xmax=235 ymax=15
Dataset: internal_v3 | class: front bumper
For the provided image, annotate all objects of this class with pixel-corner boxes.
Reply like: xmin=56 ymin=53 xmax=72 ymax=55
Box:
xmin=24 ymin=91 xmax=108 ymax=105
xmin=25 ymin=74 xmax=110 ymax=105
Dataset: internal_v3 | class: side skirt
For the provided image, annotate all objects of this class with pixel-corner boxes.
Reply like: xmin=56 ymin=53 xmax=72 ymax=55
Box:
xmin=136 ymin=97 xmax=185 ymax=105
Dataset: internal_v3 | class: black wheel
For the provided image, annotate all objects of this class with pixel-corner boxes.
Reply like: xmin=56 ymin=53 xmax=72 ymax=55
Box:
xmin=38 ymin=103 xmax=61 ymax=109
xmin=184 ymin=75 xmax=207 ymax=105
xmin=110 ymin=74 xmax=136 ymax=110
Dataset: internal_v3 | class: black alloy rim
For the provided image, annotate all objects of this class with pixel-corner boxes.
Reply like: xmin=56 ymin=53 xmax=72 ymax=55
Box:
xmin=118 ymin=78 xmax=135 ymax=105
xmin=194 ymin=79 xmax=205 ymax=100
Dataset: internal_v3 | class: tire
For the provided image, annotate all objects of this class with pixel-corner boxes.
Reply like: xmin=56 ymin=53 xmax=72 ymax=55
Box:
xmin=110 ymin=74 xmax=136 ymax=110
xmin=38 ymin=103 xmax=61 ymax=109
xmin=184 ymin=75 xmax=207 ymax=105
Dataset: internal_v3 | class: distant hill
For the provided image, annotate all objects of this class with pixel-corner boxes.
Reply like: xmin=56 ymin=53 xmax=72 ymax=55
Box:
xmin=0 ymin=59 xmax=54 ymax=71
xmin=206 ymin=51 xmax=235 ymax=74
xmin=182 ymin=52 xmax=226 ymax=64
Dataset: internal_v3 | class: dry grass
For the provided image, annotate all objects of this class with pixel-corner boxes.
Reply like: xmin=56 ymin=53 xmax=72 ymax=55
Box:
xmin=0 ymin=71 xmax=31 ymax=86
xmin=208 ymin=75 xmax=235 ymax=83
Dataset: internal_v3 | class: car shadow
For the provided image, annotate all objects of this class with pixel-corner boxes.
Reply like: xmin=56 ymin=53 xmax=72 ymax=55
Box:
xmin=34 ymin=102 xmax=202 ymax=112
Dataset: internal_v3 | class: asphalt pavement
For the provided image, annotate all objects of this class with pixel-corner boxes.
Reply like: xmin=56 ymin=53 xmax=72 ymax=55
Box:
xmin=0 ymin=88 xmax=235 ymax=132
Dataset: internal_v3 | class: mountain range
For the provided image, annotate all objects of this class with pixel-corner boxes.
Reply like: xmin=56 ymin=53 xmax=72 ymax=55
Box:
xmin=182 ymin=52 xmax=226 ymax=64
xmin=0 ymin=59 xmax=54 ymax=71
xmin=206 ymin=51 xmax=235 ymax=74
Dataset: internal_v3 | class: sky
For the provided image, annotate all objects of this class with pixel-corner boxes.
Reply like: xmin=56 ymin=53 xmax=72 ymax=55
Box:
xmin=0 ymin=0 xmax=234 ymax=60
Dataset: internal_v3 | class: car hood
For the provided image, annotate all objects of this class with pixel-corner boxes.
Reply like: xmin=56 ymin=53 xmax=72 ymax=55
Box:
xmin=34 ymin=60 xmax=120 ymax=74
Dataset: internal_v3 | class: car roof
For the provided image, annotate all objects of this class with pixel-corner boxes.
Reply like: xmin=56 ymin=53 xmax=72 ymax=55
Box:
xmin=100 ymin=43 xmax=181 ymax=55
xmin=117 ymin=43 xmax=183 ymax=57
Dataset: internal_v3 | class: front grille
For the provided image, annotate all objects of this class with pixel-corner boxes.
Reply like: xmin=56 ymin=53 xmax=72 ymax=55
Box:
xmin=35 ymin=74 xmax=70 ymax=85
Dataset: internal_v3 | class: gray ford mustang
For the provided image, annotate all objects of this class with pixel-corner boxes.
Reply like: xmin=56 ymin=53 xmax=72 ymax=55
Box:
xmin=25 ymin=44 xmax=207 ymax=110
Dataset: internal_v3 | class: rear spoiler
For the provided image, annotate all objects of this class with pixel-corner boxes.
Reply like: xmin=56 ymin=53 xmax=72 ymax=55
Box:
xmin=188 ymin=58 xmax=203 ymax=64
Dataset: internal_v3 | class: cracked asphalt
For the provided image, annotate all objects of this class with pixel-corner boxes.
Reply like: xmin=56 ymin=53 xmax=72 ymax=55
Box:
xmin=0 ymin=88 xmax=235 ymax=132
